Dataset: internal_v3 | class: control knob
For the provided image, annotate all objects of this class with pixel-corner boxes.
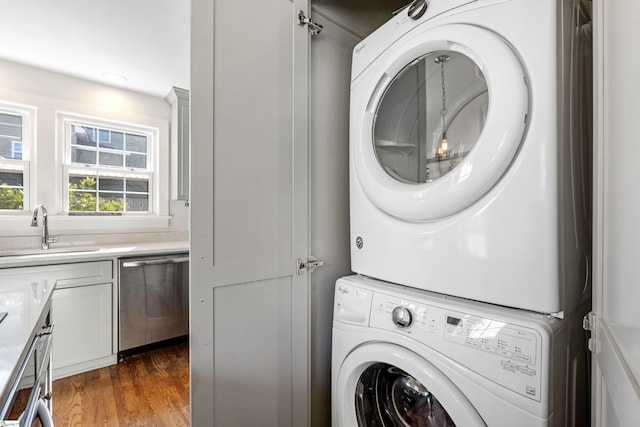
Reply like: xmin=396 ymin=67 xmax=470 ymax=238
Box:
xmin=392 ymin=306 xmax=413 ymax=328
xmin=408 ymin=0 xmax=428 ymax=20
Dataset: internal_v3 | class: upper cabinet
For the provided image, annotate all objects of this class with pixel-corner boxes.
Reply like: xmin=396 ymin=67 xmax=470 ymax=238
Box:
xmin=166 ymin=87 xmax=190 ymax=202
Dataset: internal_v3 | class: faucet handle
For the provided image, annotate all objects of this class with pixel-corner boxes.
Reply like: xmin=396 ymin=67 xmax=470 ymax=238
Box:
xmin=47 ymin=237 xmax=59 ymax=244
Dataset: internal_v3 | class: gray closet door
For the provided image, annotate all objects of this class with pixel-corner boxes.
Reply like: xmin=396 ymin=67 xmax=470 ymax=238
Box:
xmin=190 ymin=0 xmax=310 ymax=426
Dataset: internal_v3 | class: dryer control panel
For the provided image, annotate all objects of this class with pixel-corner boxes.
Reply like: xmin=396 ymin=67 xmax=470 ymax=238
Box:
xmin=335 ymin=280 xmax=548 ymax=402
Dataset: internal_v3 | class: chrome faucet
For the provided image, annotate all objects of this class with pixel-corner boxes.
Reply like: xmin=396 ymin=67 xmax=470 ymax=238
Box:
xmin=31 ymin=203 xmax=58 ymax=250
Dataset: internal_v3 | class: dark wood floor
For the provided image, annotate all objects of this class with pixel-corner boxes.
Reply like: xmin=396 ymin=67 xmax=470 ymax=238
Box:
xmin=49 ymin=342 xmax=189 ymax=427
xmin=50 ymin=342 xmax=190 ymax=427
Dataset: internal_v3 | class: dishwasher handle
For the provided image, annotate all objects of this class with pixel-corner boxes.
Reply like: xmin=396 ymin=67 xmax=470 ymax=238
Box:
xmin=121 ymin=255 xmax=189 ymax=268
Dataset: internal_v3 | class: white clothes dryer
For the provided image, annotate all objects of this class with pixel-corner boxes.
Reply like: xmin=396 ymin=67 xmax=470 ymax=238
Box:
xmin=331 ymin=275 xmax=590 ymax=427
xmin=349 ymin=0 xmax=593 ymax=315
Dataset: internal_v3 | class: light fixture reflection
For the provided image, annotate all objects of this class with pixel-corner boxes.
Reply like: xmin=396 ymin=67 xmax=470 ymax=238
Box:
xmin=467 ymin=319 xmax=506 ymax=340
xmin=434 ymin=54 xmax=451 ymax=158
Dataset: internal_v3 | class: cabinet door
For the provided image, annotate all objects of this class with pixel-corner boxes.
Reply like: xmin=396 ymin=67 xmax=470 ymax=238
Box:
xmin=167 ymin=86 xmax=190 ymax=201
xmin=51 ymin=283 xmax=112 ymax=372
xmin=190 ymin=0 xmax=311 ymax=425
xmin=592 ymin=0 xmax=640 ymax=425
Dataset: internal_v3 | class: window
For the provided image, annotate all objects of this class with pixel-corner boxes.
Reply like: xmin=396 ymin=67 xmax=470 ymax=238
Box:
xmin=0 ymin=106 xmax=33 ymax=211
xmin=11 ymin=141 xmax=23 ymax=159
xmin=62 ymin=116 xmax=157 ymax=215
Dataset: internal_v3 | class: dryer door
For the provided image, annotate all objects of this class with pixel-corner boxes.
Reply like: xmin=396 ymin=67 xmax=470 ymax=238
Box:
xmin=351 ymin=24 xmax=528 ymax=221
xmin=335 ymin=343 xmax=486 ymax=426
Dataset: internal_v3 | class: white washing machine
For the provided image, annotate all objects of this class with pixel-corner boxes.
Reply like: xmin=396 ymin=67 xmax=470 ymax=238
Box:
xmin=331 ymin=275 xmax=590 ymax=426
xmin=349 ymin=0 xmax=593 ymax=315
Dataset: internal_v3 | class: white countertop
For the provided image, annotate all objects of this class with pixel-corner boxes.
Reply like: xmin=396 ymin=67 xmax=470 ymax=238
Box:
xmin=0 ymin=274 xmax=54 ymax=412
xmin=0 ymin=241 xmax=189 ymax=268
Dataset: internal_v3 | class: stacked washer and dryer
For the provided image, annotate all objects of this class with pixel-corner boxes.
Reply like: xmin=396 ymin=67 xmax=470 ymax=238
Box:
xmin=332 ymin=0 xmax=593 ymax=426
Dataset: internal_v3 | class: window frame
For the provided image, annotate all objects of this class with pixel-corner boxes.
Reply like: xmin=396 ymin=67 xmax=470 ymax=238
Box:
xmin=59 ymin=113 xmax=158 ymax=216
xmin=0 ymin=103 xmax=35 ymax=213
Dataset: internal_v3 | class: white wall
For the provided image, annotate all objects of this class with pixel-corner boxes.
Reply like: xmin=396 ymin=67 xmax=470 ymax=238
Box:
xmin=0 ymin=59 xmax=188 ymax=249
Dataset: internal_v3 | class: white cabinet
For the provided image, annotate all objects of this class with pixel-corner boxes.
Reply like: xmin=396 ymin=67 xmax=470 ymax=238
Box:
xmin=50 ymin=261 xmax=115 ymax=379
xmin=52 ymin=285 xmax=112 ymax=369
xmin=0 ymin=261 xmax=116 ymax=379
xmin=167 ymin=86 xmax=190 ymax=202
xmin=52 ymin=284 xmax=112 ymax=369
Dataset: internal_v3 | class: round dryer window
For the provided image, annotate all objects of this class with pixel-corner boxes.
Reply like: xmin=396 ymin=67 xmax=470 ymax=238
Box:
xmin=352 ymin=24 xmax=529 ymax=221
xmin=373 ymin=51 xmax=488 ymax=185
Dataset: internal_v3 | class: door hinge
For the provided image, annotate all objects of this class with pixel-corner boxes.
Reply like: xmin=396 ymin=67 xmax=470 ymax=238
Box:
xmin=298 ymin=10 xmax=323 ymax=36
xmin=297 ymin=256 xmax=325 ymax=275
xmin=583 ymin=311 xmax=597 ymax=353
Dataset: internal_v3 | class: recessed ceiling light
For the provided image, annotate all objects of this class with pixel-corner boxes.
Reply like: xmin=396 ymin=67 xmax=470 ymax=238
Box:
xmin=102 ymin=72 xmax=128 ymax=84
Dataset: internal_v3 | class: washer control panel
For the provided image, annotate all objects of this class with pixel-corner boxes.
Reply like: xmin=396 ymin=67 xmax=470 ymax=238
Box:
xmin=337 ymin=283 xmax=546 ymax=402
xmin=443 ymin=314 xmax=538 ymax=366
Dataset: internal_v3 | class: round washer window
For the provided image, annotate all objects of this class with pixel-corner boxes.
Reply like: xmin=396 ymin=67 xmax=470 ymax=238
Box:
xmin=373 ymin=51 xmax=488 ymax=184
xmin=355 ymin=363 xmax=456 ymax=426
xmin=333 ymin=343 xmax=486 ymax=426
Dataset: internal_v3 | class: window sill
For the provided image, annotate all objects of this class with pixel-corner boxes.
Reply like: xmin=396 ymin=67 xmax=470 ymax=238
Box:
xmin=0 ymin=214 xmax=171 ymax=236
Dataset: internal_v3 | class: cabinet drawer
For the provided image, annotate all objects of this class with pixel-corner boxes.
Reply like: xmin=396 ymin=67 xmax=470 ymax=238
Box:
xmin=53 ymin=261 xmax=113 ymax=289
xmin=0 ymin=260 xmax=113 ymax=288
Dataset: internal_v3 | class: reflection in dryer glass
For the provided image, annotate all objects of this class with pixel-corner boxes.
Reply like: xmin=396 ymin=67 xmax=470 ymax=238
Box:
xmin=373 ymin=50 xmax=488 ymax=184
xmin=355 ymin=363 xmax=456 ymax=426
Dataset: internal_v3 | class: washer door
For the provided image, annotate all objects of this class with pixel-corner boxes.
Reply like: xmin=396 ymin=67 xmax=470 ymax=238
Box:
xmin=352 ymin=24 xmax=528 ymax=221
xmin=335 ymin=343 xmax=486 ymax=426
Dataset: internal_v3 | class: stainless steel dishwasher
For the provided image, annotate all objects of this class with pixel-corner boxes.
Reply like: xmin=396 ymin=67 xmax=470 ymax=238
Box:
xmin=118 ymin=253 xmax=189 ymax=357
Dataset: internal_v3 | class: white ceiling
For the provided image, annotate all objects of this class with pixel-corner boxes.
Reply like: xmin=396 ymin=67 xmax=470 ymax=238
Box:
xmin=0 ymin=0 xmax=190 ymax=98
